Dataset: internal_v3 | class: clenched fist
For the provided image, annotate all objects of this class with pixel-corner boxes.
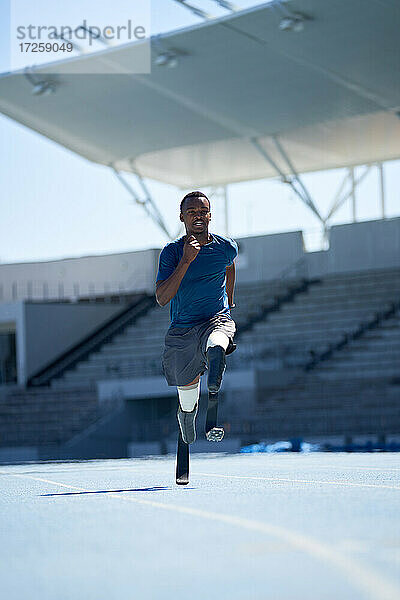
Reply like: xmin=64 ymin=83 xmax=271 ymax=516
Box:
xmin=182 ymin=235 xmax=201 ymax=264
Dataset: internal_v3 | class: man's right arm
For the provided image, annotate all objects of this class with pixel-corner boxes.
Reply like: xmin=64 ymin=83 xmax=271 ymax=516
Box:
xmin=156 ymin=235 xmax=200 ymax=307
xmin=156 ymin=258 xmax=190 ymax=307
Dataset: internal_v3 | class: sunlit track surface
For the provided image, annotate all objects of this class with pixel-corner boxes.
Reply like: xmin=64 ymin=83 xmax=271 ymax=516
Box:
xmin=1 ymin=453 xmax=400 ymax=600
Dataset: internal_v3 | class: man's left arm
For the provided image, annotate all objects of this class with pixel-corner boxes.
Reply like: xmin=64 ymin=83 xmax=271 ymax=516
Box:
xmin=226 ymin=261 xmax=236 ymax=308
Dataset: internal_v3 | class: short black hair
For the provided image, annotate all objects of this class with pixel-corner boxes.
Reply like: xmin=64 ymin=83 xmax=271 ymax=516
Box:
xmin=180 ymin=191 xmax=210 ymax=213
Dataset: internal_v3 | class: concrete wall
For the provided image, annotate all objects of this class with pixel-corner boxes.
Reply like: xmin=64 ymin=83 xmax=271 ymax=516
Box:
xmin=0 ymin=301 xmax=123 ymax=384
xmin=0 ymin=231 xmax=306 ymax=305
xmin=1 ymin=219 xmax=399 ymax=308
xmin=0 ymin=248 xmax=159 ymax=303
xmin=328 ymin=217 xmax=400 ymax=273
xmin=306 ymin=217 xmax=400 ymax=278
xmin=97 ymin=368 xmax=256 ymax=402
xmin=234 ymin=230 xmax=305 ymax=282
xmin=0 ymin=303 xmax=25 ymax=385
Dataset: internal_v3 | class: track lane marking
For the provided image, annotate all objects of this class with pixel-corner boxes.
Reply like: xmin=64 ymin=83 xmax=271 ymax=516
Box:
xmin=3 ymin=464 xmax=399 ymax=490
xmin=2 ymin=459 xmax=400 ymax=476
xmin=1 ymin=469 xmax=400 ymax=600
xmin=238 ymin=464 xmax=400 ymax=473
xmin=194 ymin=472 xmax=400 ymax=490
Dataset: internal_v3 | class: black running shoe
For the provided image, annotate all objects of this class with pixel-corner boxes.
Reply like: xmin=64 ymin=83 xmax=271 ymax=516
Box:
xmin=177 ymin=403 xmax=198 ymax=445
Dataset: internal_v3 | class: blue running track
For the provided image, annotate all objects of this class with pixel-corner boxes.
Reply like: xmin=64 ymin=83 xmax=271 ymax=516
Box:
xmin=1 ymin=453 xmax=400 ymax=600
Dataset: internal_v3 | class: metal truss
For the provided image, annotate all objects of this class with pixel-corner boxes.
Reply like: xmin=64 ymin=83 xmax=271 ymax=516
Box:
xmin=212 ymin=1 xmax=237 ymax=11
xmin=377 ymin=162 xmax=386 ymax=219
xmin=205 ymin=186 xmax=229 ymax=236
xmin=171 ymin=0 xmax=212 ymax=19
xmin=251 ymin=138 xmax=389 ymax=249
xmin=113 ymin=154 xmax=386 ymax=247
xmin=111 ymin=164 xmax=173 ymax=240
xmin=251 ymin=137 xmax=324 ymax=225
xmin=325 ymin=166 xmax=372 ymax=223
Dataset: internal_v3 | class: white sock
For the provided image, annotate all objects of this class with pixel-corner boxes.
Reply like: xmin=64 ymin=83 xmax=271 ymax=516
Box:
xmin=206 ymin=331 xmax=229 ymax=351
xmin=177 ymin=381 xmax=200 ymax=412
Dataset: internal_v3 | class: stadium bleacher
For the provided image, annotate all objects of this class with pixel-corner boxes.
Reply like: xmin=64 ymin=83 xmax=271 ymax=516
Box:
xmin=50 ymin=276 xmax=310 ymax=388
xmin=0 ymin=387 xmax=108 ymax=446
xmin=232 ymin=267 xmax=400 ymax=374
xmin=228 ymin=377 xmax=400 ymax=442
xmin=0 ymin=263 xmax=399 ymax=456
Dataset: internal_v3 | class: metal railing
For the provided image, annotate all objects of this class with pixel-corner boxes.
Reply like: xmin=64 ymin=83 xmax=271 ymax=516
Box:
xmin=0 ymin=271 xmax=150 ymax=303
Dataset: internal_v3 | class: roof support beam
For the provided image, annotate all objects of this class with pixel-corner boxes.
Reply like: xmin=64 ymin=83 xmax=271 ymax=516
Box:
xmin=251 ymin=137 xmax=324 ymax=224
xmin=378 ymin=162 xmax=386 ymax=219
xmin=212 ymin=1 xmax=237 ymax=11
xmin=132 ymin=163 xmax=173 ymax=240
xmin=325 ymin=170 xmax=351 ymax=222
xmin=272 ymin=136 xmax=323 ymax=223
xmin=325 ymin=165 xmax=372 ymax=222
xmin=171 ymin=0 xmax=212 ymax=20
xmin=350 ymin=167 xmax=356 ymax=222
xmin=223 ymin=186 xmax=229 ymax=236
xmin=205 ymin=186 xmax=230 ymax=236
xmin=111 ymin=166 xmax=173 ymax=240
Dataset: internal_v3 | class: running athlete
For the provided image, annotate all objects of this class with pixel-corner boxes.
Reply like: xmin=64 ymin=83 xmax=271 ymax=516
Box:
xmin=155 ymin=191 xmax=238 ymax=446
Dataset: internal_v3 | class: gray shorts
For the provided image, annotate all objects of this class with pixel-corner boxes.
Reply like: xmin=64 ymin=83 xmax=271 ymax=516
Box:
xmin=161 ymin=313 xmax=236 ymax=387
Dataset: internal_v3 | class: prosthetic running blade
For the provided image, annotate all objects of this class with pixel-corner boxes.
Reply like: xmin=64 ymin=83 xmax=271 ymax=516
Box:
xmin=176 ymin=431 xmax=189 ymax=485
xmin=205 ymin=391 xmax=225 ymax=442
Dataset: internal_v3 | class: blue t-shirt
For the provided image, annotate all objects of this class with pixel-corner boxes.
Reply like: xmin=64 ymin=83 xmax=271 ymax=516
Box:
xmin=156 ymin=232 xmax=238 ymax=328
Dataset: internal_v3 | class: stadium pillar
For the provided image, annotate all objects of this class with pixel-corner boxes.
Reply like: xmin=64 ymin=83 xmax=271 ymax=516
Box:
xmin=350 ymin=167 xmax=356 ymax=222
xmin=378 ymin=163 xmax=385 ymax=219
xmin=223 ymin=186 xmax=229 ymax=236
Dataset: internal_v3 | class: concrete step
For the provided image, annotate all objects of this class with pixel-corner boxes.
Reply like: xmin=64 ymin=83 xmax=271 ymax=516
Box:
xmin=328 ymin=350 xmax=400 ymax=362
xmin=241 ymin=327 xmax=354 ymax=342
xmin=278 ymin=301 xmax=396 ymax=316
xmin=267 ymin=308 xmax=383 ymax=324
xmin=292 ymin=290 xmax=400 ymax=305
xmin=312 ymin=367 xmax=399 ymax=379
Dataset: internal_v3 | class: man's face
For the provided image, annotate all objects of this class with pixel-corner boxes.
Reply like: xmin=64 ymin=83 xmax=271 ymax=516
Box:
xmin=180 ymin=197 xmax=211 ymax=234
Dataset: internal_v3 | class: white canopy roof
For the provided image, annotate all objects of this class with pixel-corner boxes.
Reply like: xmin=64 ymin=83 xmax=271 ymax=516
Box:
xmin=1 ymin=0 xmax=399 ymax=187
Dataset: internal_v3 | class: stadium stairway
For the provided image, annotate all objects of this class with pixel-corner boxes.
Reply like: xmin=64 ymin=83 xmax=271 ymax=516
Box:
xmin=28 ymin=293 xmax=156 ymax=387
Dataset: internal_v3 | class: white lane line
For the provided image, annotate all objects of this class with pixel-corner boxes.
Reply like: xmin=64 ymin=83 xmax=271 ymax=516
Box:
xmin=194 ymin=472 xmax=400 ymax=491
xmin=242 ymin=464 xmax=400 ymax=473
xmin=3 ymin=464 xmax=399 ymax=489
xmin=1 ymin=470 xmax=400 ymax=600
xmin=2 ymin=462 xmax=400 ymax=476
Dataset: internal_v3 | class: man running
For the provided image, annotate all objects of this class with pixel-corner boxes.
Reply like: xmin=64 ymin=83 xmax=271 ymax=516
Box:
xmin=155 ymin=191 xmax=238 ymax=445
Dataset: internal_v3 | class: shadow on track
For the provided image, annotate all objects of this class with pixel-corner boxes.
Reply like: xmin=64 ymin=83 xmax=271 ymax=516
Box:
xmin=40 ymin=486 xmax=174 ymax=496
